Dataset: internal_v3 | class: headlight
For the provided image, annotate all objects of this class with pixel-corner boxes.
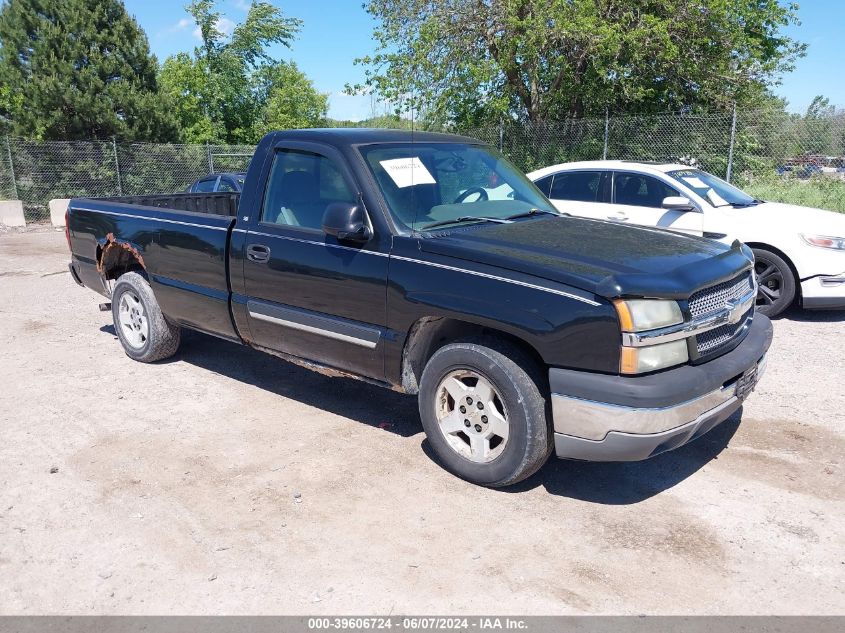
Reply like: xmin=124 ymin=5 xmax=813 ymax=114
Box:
xmin=613 ymin=299 xmax=684 ymax=332
xmin=801 ymin=234 xmax=845 ymax=250
xmin=614 ymin=299 xmax=688 ymax=374
xmin=620 ymin=340 xmax=689 ymax=374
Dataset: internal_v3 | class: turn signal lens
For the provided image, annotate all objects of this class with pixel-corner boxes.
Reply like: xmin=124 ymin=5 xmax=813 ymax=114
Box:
xmin=801 ymin=234 xmax=845 ymax=250
xmin=613 ymin=299 xmax=684 ymax=332
xmin=620 ymin=340 xmax=689 ymax=374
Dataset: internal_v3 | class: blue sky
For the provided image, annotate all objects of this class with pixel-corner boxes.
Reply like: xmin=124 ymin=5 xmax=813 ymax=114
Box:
xmin=126 ymin=0 xmax=844 ymax=121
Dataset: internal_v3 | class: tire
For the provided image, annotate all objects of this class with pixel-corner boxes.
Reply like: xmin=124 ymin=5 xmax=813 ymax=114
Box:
xmin=111 ymin=271 xmax=181 ymax=362
xmin=752 ymin=248 xmax=796 ymax=318
xmin=418 ymin=338 xmax=553 ymax=487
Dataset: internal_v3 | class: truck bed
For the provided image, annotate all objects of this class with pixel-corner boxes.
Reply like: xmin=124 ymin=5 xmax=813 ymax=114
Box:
xmin=97 ymin=192 xmax=240 ymax=217
xmin=67 ymin=193 xmax=240 ymax=342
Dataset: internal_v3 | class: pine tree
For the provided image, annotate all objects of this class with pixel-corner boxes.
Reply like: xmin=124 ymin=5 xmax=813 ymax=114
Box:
xmin=0 ymin=0 xmax=181 ymax=141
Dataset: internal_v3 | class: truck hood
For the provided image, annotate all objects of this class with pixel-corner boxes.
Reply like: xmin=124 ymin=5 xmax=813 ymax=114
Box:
xmin=419 ymin=216 xmax=753 ymax=300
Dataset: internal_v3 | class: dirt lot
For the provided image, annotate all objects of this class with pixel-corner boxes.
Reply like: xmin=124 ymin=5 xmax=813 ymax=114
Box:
xmin=0 ymin=228 xmax=843 ymax=615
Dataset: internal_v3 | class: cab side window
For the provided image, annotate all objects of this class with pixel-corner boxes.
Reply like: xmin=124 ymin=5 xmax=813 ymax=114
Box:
xmin=614 ymin=173 xmax=679 ymax=208
xmin=261 ymin=149 xmax=356 ymax=230
xmin=549 ymin=171 xmax=603 ymax=202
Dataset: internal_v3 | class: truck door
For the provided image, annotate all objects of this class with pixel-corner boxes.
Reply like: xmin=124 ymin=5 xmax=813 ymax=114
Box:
xmin=240 ymin=143 xmax=389 ymax=380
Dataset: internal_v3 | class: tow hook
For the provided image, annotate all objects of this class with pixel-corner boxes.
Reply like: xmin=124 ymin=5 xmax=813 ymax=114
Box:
xmin=98 ymin=302 xmax=112 ymax=312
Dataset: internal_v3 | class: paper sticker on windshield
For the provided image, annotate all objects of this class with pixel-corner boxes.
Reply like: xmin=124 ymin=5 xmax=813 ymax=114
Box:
xmin=706 ymin=189 xmax=728 ymax=207
xmin=682 ymin=176 xmax=707 ymax=189
xmin=379 ymin=157 xmax=436 ymax=188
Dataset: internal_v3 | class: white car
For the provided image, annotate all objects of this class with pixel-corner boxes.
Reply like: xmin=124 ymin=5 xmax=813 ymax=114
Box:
xmin=527 ymin=160 xmax=845 ymax=317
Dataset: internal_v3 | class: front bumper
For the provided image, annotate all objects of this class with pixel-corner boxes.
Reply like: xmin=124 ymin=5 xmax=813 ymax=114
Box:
xmin=550 ymin=314 xmax=773 ymax=461
xmin=801 ymin=273 xmax=845 ymax=309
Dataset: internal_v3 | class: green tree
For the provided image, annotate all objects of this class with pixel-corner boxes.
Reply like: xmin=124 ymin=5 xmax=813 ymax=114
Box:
xmin=351 ymin=0 xmax=806 ymax=126
xmin=801 ymin=95 xmax=837 ymax=155
xmin=0 ymin=0 xmax=179 ymax=141
xmin=159 ymin=0 xmax=301 ymax=143
xmin=805 ymin=95 xmax=835 ymax=120
xmin=257 ymin=61 xmax=328 ymax=133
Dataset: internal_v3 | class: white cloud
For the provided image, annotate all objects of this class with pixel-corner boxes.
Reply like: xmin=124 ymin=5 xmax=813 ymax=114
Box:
xmin=216 ymin=17 xmax=237 ymax=36
xmin=233 ymin=0 xmax=251 ymax=11
xmin=168 ymin=17 xmax=193 ymax=33
xmin=192 ymin=17 xmax=237 ymax=40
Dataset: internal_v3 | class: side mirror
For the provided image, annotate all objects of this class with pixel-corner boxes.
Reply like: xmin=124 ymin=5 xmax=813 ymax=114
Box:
xmin=662 ymin=196 xmax=696 ymax=211
xmin=322 ymin=202 xmax=372 ymax=243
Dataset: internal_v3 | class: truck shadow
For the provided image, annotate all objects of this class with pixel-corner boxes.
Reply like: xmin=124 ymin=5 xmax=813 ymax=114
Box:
xmin=507 ymin=412 xmax=742 ymax=504
xmin=101 ymin=325 xmax=741 ymax=502
xmin=100 ymin=326 xmax=423 ymax=439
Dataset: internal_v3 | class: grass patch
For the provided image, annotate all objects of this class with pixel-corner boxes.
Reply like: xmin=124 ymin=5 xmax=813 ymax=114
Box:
xmin=741 ymin=175 xmax=845 ymax=214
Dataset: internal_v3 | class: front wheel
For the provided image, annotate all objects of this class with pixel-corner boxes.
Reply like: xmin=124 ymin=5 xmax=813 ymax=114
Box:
xmin=418 ymin=339 xmax=553 ymax=487
xmin=752 ymin=248 xmax=796 ymax=318
xmin=111 ymin=272 xmax=181 ymax=362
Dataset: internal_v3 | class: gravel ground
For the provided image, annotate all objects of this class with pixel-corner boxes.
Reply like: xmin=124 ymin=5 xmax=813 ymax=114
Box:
xmin=0 ymin=228 xmax=843 ymax=615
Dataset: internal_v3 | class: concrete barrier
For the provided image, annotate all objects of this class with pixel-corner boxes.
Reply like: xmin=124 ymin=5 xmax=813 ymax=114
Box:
xmin=49 ymin=199 xmax=70 ymax=227
xmin=0 ymin=200 xmax=25 ymax=227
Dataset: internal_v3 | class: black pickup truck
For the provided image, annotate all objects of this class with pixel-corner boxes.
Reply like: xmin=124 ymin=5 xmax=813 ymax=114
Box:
xmin=67 ymin=129 xmax=772 ymax=487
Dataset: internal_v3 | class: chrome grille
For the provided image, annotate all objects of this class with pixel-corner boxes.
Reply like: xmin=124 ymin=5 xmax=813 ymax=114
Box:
xmin=689 ymin=271 xmax=754 ymax=357
xmin=688 ymin=272 xmax=754 ymax=319
xmin=696 ymin=309 xmax=752 ymax=354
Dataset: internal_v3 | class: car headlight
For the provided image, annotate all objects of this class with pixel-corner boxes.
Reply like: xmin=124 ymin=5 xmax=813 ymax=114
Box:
xmin=613 ymin=299 xmax=684 ymax=332
xmin=614 ymin=299 xmax=688 ymax=374
xmin=620 ymin=340 xmax=689 ymax=374
xmin=801 ymin=234 xmax=845 ymax=250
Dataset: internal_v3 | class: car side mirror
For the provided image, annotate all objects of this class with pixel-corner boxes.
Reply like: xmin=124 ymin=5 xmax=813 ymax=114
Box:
xmin=322 ymin=202 xmax=372 ymax=243
xmin=662 ymin=196 xmax=696 ymax=211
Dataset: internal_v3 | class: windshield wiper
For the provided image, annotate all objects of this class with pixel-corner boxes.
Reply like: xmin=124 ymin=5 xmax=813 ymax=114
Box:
xmin=503 ymin=208 xmax=561 ymax=221
xmin=731 ymin=199 xmax=763 ymax=208
xmin=421 ymin=216 xmax=512 ymax=230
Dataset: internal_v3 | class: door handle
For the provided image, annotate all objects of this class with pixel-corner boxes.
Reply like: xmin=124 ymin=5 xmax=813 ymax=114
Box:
xmin=246 ymin=243 xmax=271 ymax=263
xmin=608 ymin=211 xmax=629 ymax=221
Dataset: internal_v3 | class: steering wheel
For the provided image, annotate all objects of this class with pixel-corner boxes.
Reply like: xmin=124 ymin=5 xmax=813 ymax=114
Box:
xmin=453 ymin=187 xmax=489 ymax=204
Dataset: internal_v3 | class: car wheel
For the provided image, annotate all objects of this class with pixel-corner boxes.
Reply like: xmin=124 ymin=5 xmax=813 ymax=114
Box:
xmin=111 ymin=271 xmax=181 ymax=362
xmin=752 ymin=248 xmax=796 ymax=318
xmin=417 ymin=338 xmax=553 ymax=487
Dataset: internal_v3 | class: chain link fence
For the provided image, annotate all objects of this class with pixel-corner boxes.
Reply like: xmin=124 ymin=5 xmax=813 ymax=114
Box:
xmin=1 ymin=108 xmax=844 ymax=222
xmin=0 ymin=139 xmax=254 ymax=222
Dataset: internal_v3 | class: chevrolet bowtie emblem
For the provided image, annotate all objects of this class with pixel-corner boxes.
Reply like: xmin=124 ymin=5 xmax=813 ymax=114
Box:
xmin=726 ymin=299 xmax=746 ymax=324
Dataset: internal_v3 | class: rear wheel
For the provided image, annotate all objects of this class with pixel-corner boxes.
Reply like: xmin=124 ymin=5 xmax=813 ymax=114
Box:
xmin=418 ymin=339 xmax=553 ymax=487
xmin=752 ymin=248 xmax=796 ymax=318
xmin=111 ymin=272 xmax=181 ymax=362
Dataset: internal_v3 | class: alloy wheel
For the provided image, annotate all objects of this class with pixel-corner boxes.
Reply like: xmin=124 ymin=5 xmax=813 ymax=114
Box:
xmin=434 ymin=369 xmax=509 ymax=463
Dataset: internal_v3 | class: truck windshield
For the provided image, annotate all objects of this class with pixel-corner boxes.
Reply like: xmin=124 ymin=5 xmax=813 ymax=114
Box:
xmin=667 ymin=168 xmax=759 ymax=208
xmin=360 ymin=142 xmax=558 ymax=231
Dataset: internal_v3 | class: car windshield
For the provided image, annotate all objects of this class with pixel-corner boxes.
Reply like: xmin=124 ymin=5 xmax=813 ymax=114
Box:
xmin=360 ymin=142 xmax=558 ymax=231
xmin=667 ymin=168 xmax=759 ymax=207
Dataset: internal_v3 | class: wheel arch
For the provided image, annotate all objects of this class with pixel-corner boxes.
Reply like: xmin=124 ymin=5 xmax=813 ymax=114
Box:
xmin=745 ymin=241 xmax=802 ymax=302
xmin=96 ymin=234 xmax=146 ymax=282
xmin=399 ymin=316 xmax=546 ymax=395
